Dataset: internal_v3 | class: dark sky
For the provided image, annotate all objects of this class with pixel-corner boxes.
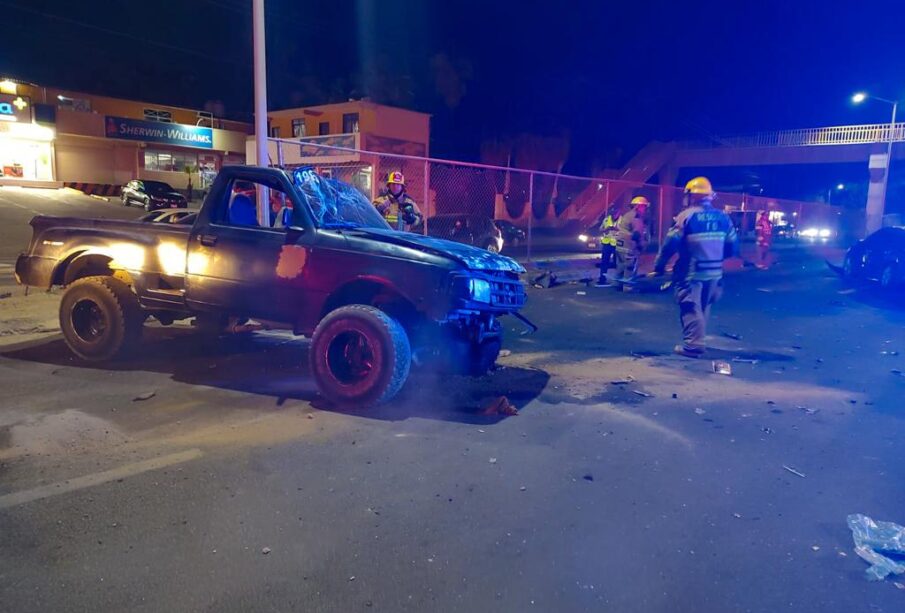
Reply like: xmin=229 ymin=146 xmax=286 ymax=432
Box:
xmin=2 ymin=0 xmax=905 ymax=196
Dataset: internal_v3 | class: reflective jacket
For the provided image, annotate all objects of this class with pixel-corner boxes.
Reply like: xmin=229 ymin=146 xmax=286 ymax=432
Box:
xmin=373 ymin=193 xmax=421 ymax=231
xmin=613 ymin=208 xmax=649 ymax=254
xmin=598 ymin=214 xmax=617 ymax=246
xmin=755 ymin=217 xmax=773 ymax=246
xmin=654 ymin=203 xmax=738 ymax=282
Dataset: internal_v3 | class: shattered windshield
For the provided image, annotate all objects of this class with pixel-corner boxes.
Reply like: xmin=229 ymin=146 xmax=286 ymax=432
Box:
xmin=291 ymin=167 xmax=390 ymax=230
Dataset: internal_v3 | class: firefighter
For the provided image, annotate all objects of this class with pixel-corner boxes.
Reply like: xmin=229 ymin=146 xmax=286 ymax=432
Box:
xmin=612 ymin=196 xmax=651 ymax=291
xmin=755 ymin=210 xmax=773 ymax=269
xmin=649 ymin=177 xmax=738 ymax=358
xmin=595 ymin=206 xmax=618 ymax=286
xmin=373 ymin=171 xmax=422 ymax=231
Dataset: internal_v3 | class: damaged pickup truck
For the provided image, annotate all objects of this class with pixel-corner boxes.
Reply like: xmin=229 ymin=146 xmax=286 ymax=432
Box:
xmin=15 ymin=166 xmax=530 ymax=408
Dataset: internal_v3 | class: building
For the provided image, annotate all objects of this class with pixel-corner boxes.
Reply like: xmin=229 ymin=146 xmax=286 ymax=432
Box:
xmin=252 ymin=100 xmax=431 ymax=200
xmin=0 ymin=78 xmax=250 ymax=190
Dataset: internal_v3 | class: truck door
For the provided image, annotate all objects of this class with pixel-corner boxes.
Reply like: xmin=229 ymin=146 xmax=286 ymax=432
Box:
xmin=185 ymin=172 xmax=314 ymax=321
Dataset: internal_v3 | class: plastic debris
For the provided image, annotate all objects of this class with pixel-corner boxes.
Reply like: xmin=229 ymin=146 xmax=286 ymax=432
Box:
xmin=694 ymin=408 xmax=706 ymax=415
xmin=482 ymin=396 xmax=518 ymax=416
xmin=712 ymin=361 xmax=732 ymax=376
xmin=732 ymin=357 xmax=758 ymax=364
xmin=722 ymin=332 xmax=742 ymax=340
xmin=519 ymin=486 xmax=527 ymax=492
xmin=610 ymin=376 xmax=636 ymax=385
xmin=837 ymin=288 xmax=857 ymax=295
xmin=489 ymin=457 xmax=498 ymax=464
xmin=812 ymin=545 xmax=820 ymax=552
xmin=891 ymin=369 xmax=904 ymax=377
xmin=498 ymin=349 xmax=512 ymax=358
xmin=261 ymin=547 xmax=271 ymax=555
xmin=756 ymin=288 xmax=773 ymax=293
xmin=798 ymin=406 xmax=820 ymax=415
xmin=782 ymin=465 xmax=806 ymax=478
xmin=881 ymin=350 xmax=900 ymax=356
xmin=133 ymin=391 xmax=156 ymax=402
xmin=576 ymin=291 xmax=587 ymax=296
xmin=762 ymin=427 xmax=775 ymax=434
xmin=632 ymin=390 xmax=653 ymax=398
xmin=847 ymin=514 xmax=905 ymax=581
xmin=0 ymin=292 xmax=11 ymax=300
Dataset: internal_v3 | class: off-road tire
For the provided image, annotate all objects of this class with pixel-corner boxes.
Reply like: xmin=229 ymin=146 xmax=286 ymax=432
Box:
xmin=310 ymin=305 xmax=411 ymax=409
xmin=59 ymin=275 xmax=143 ymax=361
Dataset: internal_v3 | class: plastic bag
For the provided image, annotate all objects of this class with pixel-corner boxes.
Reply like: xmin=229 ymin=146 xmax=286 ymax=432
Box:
xmin=847 ymin=513 xmax=905 ymax=581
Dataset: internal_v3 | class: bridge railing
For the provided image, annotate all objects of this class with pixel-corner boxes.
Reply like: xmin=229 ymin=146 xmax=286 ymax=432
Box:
xmin=685 ymin=122 xmax=905 ymax=149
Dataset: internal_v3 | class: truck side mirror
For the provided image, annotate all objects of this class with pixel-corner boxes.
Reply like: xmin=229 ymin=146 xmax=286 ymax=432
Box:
xmin=286 ymin=225 xmax=305 ymax=241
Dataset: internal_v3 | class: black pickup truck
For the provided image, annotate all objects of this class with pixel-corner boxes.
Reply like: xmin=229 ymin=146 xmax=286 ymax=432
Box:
xmin=15 ymin=166 xmax=529 ymax=408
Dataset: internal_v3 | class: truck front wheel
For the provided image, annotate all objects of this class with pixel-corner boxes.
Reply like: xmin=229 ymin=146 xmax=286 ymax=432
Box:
xmin=310 ymin=305 xmax=411 ymax=409
xmin=59 ymin=275 xmax=143 ymax=361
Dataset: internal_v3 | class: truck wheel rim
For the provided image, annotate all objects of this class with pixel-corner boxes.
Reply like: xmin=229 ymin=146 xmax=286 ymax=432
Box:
xmin=327 ymin=330 xmax=375 ymax=384
xmin=71 ymin=299 xmax=108 ymax=342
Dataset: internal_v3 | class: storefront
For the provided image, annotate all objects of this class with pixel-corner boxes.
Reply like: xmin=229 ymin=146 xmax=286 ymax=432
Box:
xmin=0 ymin=93 xmax=55 ymax=182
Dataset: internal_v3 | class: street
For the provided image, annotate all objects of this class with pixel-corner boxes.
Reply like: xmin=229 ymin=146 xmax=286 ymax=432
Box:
xmin=1 ymin=188 xmax=905 ymax=612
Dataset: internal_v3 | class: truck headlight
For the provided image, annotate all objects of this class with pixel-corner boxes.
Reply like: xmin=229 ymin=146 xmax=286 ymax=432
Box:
xmin=469 ymin=278 xmax=492 ymax=303
xmin=578 ymin=234 xmax=589 ymax=243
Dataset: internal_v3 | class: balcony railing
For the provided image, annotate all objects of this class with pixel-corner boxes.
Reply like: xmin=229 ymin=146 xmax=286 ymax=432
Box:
xmin=684 ymin=122 xmax=905 ymax=149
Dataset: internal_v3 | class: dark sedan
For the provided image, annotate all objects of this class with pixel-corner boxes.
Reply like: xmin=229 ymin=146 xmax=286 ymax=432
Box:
xmin=411 ymin=214 xmax=504 ymax=252
xmin=842 ymin=226 xmax=905 ymax=289
xmin=494 ymin=220 xmax=526 ymax=248
xmin=121 ymin=180 xmax=187 ymax=211
xmin=138 ymin=209 xmax=198 ymax=224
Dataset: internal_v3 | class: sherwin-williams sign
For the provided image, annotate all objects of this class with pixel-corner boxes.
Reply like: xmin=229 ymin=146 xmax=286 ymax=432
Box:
xmin=105 ymin=116 xmax=213 ymax=149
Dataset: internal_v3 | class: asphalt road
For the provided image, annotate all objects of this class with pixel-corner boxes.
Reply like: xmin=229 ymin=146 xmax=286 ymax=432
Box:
xmin=1 ymin=188 xmax=905 ymax=612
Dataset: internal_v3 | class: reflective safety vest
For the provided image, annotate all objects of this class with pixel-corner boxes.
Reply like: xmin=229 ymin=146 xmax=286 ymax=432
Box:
xmin=373 ymin=193 xmax=419 ymax=231
xmin=654 ymin=204 xmax=739 ymax=282
xmin=599 ymin=214 xmax=617 ymax=246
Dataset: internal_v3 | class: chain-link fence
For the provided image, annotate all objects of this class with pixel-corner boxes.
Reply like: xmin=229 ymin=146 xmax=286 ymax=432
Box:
xmin=267 ymin=136 xmax=842 ymax=259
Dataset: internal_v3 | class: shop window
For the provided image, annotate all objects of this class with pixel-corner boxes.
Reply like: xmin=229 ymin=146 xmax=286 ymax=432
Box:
xmin=292 ymin=118 xmax=306 ymax=137
xmin=144 ymin=150 xmax=198 ymax=173
xmin=342 ymin=113 xmax=359 ymax=134
xmin=318 ymin=122 xmax=330 ymax=136
xmin=144 ymin=108 xmax=173 ymax=123
xmin=270 ymin=126 xmax=281 ymax=138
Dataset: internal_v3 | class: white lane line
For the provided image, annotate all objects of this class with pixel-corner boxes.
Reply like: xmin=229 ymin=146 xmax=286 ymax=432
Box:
xmin=0 ymin=193 xmax=40 ymax=215
xmin=0 ymin=448 xmax=203 ymax=510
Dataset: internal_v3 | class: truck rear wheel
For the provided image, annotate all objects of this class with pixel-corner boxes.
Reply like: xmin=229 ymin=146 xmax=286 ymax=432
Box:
xmin=310 ymin=305 xmax=411 ymax=409
xmin=59 ymin=275 xmax=143 ymax=361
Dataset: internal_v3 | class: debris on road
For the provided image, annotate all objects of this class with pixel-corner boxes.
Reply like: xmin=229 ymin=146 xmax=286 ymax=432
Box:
xmin=498 ymin=349 xmax=512 ymax=358
xmin=762 ymin=427 xmax=775 ymax=434
xmin=489 ymin=457 xmax=498 ymax=464
xmin=847 ymin=514 xmax=905 ymax=581
xmin=610 ymin=376 xmax=636 ymax=385
xmin=632 ymin=390 xmax=653 ymax=398
xmin=812 ymin=545 xmax=820 ymax=552
xmin=881 ymin=350 xmax=899 ymax=356
xmin=756 ymin=288 xmax=773 ymax=293
xmin=798 ymin=406 xmax=820 ymax=415
xmin=694 ymin=408 xmax=706 ymax=415
xmin=732 ymin=357 xmax=759 ymax=364
xmin=132 ymin=391 xmax=156 ymax=402
xmin=722 ymin=332 xmax=742 ymax=340
xmin=0 ymin=292 xmax=11 ymax=300
xmin=733 ymin=513 xmax=742 ymax=519
xmin=576 ymin=291 xmax=587 ymax=296
xmin=481 ymin=396 xmax=518 ymax=416
xmin=712 ymin=361 xmax=732 ymax=376
xmin=520 ymin=486 xmax=527 ymax=491
xmin=261 ymin=547 xmax=271 ymax=555
xmin=837 ymin=288 xmax=857 ymax=295
xmin=891 ymin=369 xmax=904 ymax=377
xmin=782 ymin=465 xmax=806 ymax=478
xmin=582 ymin=474 xmax=594 ymax=482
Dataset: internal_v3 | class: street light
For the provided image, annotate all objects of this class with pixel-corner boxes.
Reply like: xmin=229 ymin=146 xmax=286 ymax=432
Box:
xmin=836 ymin=183 xmax=845 ymax=190
xmin=828 ymin=183 xmax=845 ymax=204
xmin=853 ymin=92 xmax=899 ymax=233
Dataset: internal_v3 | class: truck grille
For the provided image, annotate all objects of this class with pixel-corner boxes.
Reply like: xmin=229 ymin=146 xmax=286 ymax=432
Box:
xmin=489 ymin=278 xmax=526 ymax=308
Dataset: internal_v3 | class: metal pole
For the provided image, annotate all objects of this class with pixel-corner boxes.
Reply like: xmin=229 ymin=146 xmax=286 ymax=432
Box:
xmin=423 ymin=159 xmax=429 ymax=236
xmin=253 ymin=0 xmax=270 ymax=227
xmin=658 ymin=184 xmax=665 ymax=247
xmin=879 ymin=101 xmax=897 ymax=227
xmin=526 ymin=173 xmax=534 ymax=262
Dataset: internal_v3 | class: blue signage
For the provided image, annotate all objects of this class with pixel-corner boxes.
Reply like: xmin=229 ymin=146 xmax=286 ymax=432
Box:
xmin=105 ymin=116 xmax=213 ymax=149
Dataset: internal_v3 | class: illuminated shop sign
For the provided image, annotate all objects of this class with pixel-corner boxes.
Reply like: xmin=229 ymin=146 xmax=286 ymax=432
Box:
xmin=104 ymin=116 xmax=213 ymax=149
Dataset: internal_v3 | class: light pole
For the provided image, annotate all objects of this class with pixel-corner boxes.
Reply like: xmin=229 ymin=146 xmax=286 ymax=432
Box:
xmin=253 ymin=0 xmax=270 ymax=226
xmin=827 ymin=183 xmax=844 ymax=205
xmin=853 ymin=92 xmax=899 ymax=232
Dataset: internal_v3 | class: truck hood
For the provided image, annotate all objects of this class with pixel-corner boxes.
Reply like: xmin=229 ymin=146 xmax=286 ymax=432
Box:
xmin=351 ymin=228 xmax=525 ymax=273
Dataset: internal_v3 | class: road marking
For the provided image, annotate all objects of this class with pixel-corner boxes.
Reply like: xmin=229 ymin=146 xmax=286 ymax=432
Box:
xmin=0 ymin=193 xmax=40 ymax=214
xmin=0 ymin=448 xmax=203 ymax=510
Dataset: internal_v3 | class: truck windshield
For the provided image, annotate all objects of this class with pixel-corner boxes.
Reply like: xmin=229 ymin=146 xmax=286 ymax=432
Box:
xmin=292 ymin=167 xmax=390 ymax=230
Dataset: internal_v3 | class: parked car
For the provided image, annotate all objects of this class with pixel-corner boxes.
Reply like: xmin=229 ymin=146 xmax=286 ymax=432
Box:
xmin=494 ymin=220 xmax=526 ymax=248
xmin=16 ymin=166 xmax=528 ymax=408
xmin=577 ymin=223 xmax=603 ymax=251
xmin=121 ymin=180 xmax=187 ymax=211
xmin=412 ymin=214 xmax=504 ymax=253
xmin=842 ymin=226 xmax=905 ymax=289
xmin=139 ymin=209 xmax=197 ymax=225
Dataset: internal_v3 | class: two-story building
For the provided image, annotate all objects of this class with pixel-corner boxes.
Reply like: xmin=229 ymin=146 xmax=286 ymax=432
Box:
xmin=0 ymin=77 xmax=250 ymax=190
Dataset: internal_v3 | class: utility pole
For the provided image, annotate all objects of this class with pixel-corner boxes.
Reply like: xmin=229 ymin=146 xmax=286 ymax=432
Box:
xmin=253 ymin=0 xmax=270 ymax=226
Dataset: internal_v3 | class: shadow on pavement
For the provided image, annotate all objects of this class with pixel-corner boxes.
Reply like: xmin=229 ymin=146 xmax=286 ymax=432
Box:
xmin=1 ymin=326 xmax=550 ymax=424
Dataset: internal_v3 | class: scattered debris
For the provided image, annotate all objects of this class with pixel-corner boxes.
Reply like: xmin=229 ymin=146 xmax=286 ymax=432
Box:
xmin=481 ymin=396 xmax=518 ymax=416
xmin=895 ymin=582 xmax=905 ymax=590
xmin=791 ymin=344 xmax=803 ymax=350
xmin=582 ymin=474 xmax=594 ymax=482
xmin=722 ymin=331 xmax=743 ymax=340
xmin=838 ymin=551 xmax=848 ymax=558
xmin=0 ymin=292 xmax=11 ymax=300
xmin=498 ymin=349 xmax=512 ymax=358
xmin=798 ymin=406 xmax=820 ymax=415
xmin=756 ymin=288 xmax=773 ymax=293
xmin=782 ymin=465 xmax=806 ymax=478
xmin=732 ymin=357 xmax=759 ymax=364
xmin=489 ymin=457 xmax=498 ymax=464
xmin=847 ymin=514 xmax=905 ymax=581
xmin=762 ymin=427 xmax=775 ymax=434
xmin=837 ymin=288 xmax=857 ymax=295
xmin=261 ymin=547 xmax=271 ymax=555
xmin=576 ymin=291 xmax=587 ymax=296
xmin=881 ymin=350 xmax=900 ymax=356
xmin=519 ymin=486 xmax=527 ymax=492
xmin=632 ymin=390 xmax=653 ymax=398
xmin=610 ymin=376 xmax=636 ymax=385
xmin=349 ymin=576 xmax=356 ymax=582
xmin=712 ymin=361 xmax=732 ymax=376
xmin=812 ymin=545 xmax=820 ymax=552
xmin=733 ymin=513 xmax=742 ymax=519
xmin=306 ymin=414 xmax=314 ymax=419
xmin=694 ymin=408 xmax=706 ymax=415
xmin=891 ymin=369 xmax=904 ymax=377
xmin=132 ymin=391 xmax=156 ymax=402
xmin=671 ymin=393 xmax=678 ymax=399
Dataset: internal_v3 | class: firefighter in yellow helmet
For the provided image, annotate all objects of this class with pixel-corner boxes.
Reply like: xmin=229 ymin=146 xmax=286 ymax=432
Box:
xmin=649 ymin=176 xmax=739 ymax=357
xmin=373 ymin=171 xmax=422 ymax=232
xmin=611 ymin=196 xmax=651 ymax=291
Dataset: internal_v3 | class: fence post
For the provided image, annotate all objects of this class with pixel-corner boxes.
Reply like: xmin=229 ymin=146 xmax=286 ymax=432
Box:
xmin=276 ymin=139 xmax=284 ymax=168
xmin=423 ymin=159 xmax=429 ymax=236
xmin=527 ymin=172 xmax=534 ymax=263
xmin=658 ymin=184 xmax=665 ymax=247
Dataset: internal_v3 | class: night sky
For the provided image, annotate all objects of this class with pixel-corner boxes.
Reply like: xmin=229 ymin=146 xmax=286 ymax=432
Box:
xmin=2 ymin=0 xmax=905 ymax=200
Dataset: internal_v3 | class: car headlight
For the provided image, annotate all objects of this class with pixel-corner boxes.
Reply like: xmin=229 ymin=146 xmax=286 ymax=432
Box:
xmin=469 ymin=278 xmax=492 ymax=303
xmin=578 ymin=234 xmax=589 ymax=242
xmin=800 ymin=228 xmax=819 ymax=238
xmin=818 ymin=229 xmax=832 ymax=238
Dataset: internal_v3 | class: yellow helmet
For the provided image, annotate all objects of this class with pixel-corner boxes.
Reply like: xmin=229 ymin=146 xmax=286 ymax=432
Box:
xmin=684 ymin=176 xmax=714 ymax=196
xmin=387 ymin=171 xmax=405 ymax=186
xmin=630 ymin=196 xmax=650 ymax=207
